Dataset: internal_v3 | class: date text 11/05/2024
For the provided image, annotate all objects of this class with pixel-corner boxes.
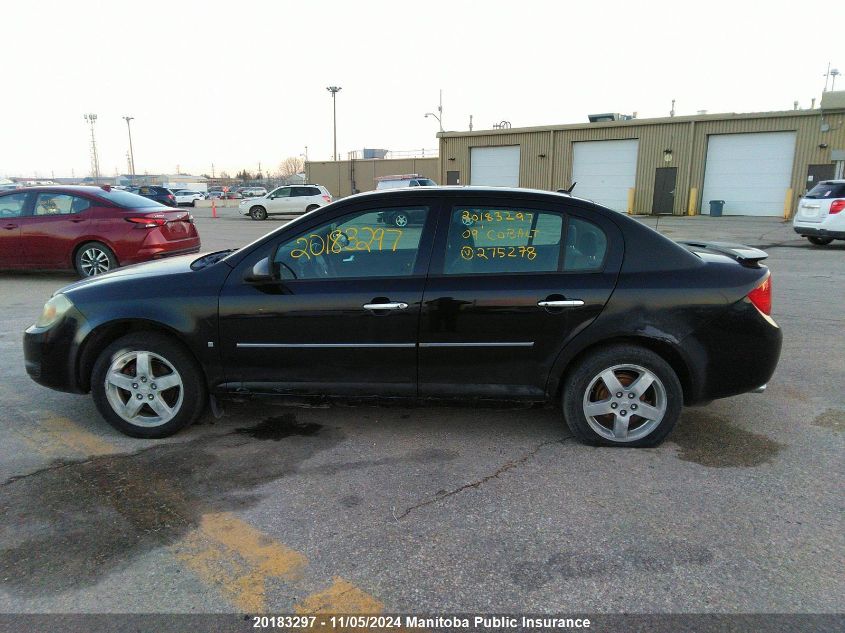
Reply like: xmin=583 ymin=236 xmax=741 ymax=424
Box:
xmin=251 ymin=615 xmax=592 ymax=629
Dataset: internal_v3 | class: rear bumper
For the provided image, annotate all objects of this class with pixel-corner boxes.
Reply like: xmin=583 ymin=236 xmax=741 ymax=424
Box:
xmin=793 ymin=226 xmax=845 ymax=239
xmin=681 ymin=299 xmax=782 ymax=404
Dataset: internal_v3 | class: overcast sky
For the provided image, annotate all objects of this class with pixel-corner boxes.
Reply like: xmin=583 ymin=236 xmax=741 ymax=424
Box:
xmin=2 ymin=0 xmax=842 ymax=179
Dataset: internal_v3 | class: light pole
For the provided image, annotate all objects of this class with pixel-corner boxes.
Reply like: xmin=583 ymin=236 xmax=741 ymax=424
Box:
xmin=424 ymin=112 xmax=443 ymax=132
xmin=326 ymin=86 xmax=341 ymax=160
xmin=83 ymin=113 xmax=100 ymax=184
xmin=424 ymin=88 xmax=444 ymax=132
xmin=122 ymin=116 xmax=136 ymax=183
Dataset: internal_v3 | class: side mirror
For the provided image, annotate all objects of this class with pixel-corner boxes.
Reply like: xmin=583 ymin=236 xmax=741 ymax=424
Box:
xmin=244 ymin=256 xmax=275 ymax=283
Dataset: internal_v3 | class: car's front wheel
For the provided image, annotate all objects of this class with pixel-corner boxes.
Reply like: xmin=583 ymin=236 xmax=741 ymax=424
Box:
xmin=306 ymin=204 xmax=320 ymax=213
xmin=807 ymin=236 xmax=834 ymax=246
xmin=75 ymin=242 xmax=117 ymax=277
xmin=562 ymin=344 xmax=682 ymax=447
xmin=250 ymin=206 xmax=267 ymax=220
xmin=393 ymin=212 xmax=409 ymax=227
xmin=91 ymin=333 xmax=207 ymax=438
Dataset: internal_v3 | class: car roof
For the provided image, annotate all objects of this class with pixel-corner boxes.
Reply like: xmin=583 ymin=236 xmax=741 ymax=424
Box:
xmin=0 ymin=185 xmax=122 ymax=196
xmin=345 ymin=185 xmax=588 ymax=204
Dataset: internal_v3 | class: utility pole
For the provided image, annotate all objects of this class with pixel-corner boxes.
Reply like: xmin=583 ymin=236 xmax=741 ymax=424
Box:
xmin=326 ymin=86 xmax=342 ymax=160
xmin=469 ymin=114 xmax=473 ymax=131
xmin=84 ymin=114 xmax=100 ymax=184
xmin=824 ymin=62 xmax=831 ymax=92
xmin=122 ymin=116 xmax=136 ymax=183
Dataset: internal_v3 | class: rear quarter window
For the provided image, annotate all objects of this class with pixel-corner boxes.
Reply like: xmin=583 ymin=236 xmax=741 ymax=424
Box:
xmin=563 ymin=217 xmax=607 ymax=271
xmin=805 ymin=182 xmax=845 ymax=198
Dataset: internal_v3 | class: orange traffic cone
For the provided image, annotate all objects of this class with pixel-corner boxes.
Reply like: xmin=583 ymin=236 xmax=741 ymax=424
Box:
xmin=212 ymin=198 xmax=217 ymax=218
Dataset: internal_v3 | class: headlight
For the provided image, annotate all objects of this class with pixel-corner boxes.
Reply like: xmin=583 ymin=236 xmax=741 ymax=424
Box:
xmin=35 ymin=294 xmax=74 ymax=328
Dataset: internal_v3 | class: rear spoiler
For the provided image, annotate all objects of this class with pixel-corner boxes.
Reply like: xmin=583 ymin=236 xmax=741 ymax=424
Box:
xmin=676 ymin=240 xmax=769 ymax=267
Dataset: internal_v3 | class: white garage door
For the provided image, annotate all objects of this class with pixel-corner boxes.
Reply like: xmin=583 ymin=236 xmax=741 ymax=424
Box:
xmin=571 ymin=139 xmax=639 ymax=212
xmin=701 ymin=132 xmax=796 ymax=216
xmin=470 ymin=146 xmax=520 ymax=187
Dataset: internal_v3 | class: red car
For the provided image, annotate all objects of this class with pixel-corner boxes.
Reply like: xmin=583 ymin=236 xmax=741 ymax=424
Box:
xmin=0 ymin=186 xmax=201 ymax=277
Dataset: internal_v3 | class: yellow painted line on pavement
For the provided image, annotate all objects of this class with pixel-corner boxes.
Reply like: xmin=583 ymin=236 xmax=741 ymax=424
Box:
xmin=172 ymin=512 xmax=308 ymax=612
xmin=10 ymin=411 xmax=118 ymax=458
xmin=294 ymin=576 xmax=384 ymax=614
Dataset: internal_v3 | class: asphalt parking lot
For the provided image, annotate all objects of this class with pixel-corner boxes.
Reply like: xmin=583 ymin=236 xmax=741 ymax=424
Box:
xmin=0 ymin=209 xmax=842 ymax=615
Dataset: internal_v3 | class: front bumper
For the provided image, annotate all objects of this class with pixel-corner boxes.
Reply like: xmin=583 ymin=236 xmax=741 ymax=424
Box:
xmin=23 ymin=307 xmax=89 ymax=394
xmin=793 ymin=226 xmax=845 ymax=239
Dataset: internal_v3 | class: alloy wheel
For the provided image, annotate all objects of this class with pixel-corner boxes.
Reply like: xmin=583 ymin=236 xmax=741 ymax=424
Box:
xmin=581 ymin=364 xmax=667 ymax=442
xmin=104 ymin=350 xmax=184 ymax=427
xmin=79 ymin=247 xmax=112 ymax=276
xmin=394 ymin=214 xmax=409 ymax=227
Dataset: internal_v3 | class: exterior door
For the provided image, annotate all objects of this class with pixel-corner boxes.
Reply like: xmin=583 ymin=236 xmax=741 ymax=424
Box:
xmin=266 ymin=186 xmax=293 ymax=213
xmin=0 ymin=191 xmax=30 ymax=268
xmin=652 ymin=167 xmax=677 ymax=215
xmin=19 ymin=192 xmax=92 ymax=267
xmin=806 ymin=164 xmax=835 ymax=193
xmin=446 ymin=170 xmax=460 ymax=185
xmin=418 ymin=196 xmax=623 ymax=399
xmin=218 ymin=199 xmax=439 ymax=396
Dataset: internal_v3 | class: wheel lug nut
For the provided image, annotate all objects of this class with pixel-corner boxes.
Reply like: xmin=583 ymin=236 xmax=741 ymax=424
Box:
xmin=620 ymin=410 xmax=627 ymax=416
xmin=631 ymin=404 xmax=638 ymax=410
xmin=151 ymin=383 xmax=157 ymax=390
xmin=140 ymin=376 xmax=147 ymax=383
xmin=611 ymin=403 xmax=618 ymax=409
xmin=616 ymin=392 xmax=623 ymax=397
xmin=132 ymin=383 xmax=138 ymax=389
xmin=628 ymin=393 xmax=635 ymax=399
xmin=136 ymin=394 xmax=143 ymax=400
xmin=148 ymin=394 xmax=154 ymax=400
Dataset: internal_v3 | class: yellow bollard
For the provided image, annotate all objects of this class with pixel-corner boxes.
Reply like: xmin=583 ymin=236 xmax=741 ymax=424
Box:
xmin=688 ymin=187 xmax=698 ymax=216
xmin=627 ymin=188 xmax=635 ymax=214
xmin=783 ymin=188 xmax=793 ymax=220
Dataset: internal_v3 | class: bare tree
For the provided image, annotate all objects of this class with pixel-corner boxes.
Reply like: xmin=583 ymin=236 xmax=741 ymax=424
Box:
xmin=278 ymin=156 xmax=305 ymax=179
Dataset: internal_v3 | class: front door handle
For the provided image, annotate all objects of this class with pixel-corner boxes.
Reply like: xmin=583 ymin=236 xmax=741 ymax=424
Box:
xmin=537 ymin=299 xmax=584 ymax=308
xmin=363 ymin=302 xmax=408 ymax=311
xmin=3 ymin=224 xmax=17 ymax=230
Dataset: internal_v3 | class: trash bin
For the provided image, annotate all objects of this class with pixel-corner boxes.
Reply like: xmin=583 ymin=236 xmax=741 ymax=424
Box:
xmin=709 ymin=200 xmax=725 ymax=216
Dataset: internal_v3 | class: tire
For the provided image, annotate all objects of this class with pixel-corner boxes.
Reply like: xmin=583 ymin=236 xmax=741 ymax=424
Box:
xmin=561 ymin=344 xmax=683 ymax=447
xmin=807 ymin=236 xmax=833 ymax=246
xmin=191 ymin=199 xmax=197 ymax=207
xmin=250 ymin=206 xmax=267 ymax=220
xmin=91 ymin=332 xmax=207 ymax=438
xmin=74 ymin=242 xmax=118 ymax=277
xmin=306 ymin=204 xmax=320 ymax=213
xmin=393 ymin=212 xmax=409 ymax=227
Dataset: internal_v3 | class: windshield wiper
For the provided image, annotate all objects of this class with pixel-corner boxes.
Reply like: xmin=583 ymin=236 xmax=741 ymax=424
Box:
xmin=191 ymin=249 xmax=237 ymax=270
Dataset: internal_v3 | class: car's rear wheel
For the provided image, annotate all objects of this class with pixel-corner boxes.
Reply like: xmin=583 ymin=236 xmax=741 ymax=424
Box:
xmin=807 ymin=236 xmax=834 ymax=246
xmin=91 ymin=333 xmax=206 ymax=438
xmin=306 ymin=204 xmax=320 ymax=213
xmin=562 ymin=344 xmax=682 ymax=447
xmin=75 ymin=242 xmax=117 ymax=277
xmin=191 ymin=199 xmax=197 ymax=207
xmin=393 ymin=212 xmax=409 ymax=227
xmin=250 ymin=206 xmax=267 ymax=220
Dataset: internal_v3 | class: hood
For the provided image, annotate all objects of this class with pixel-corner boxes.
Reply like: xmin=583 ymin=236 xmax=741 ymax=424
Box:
xmin=56 ymin=253 xmax=202 ymax=296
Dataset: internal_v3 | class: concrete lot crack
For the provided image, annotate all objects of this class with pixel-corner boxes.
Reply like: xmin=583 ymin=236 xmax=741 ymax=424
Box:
xmin=394 ymin=437 xmax=570 ymax=520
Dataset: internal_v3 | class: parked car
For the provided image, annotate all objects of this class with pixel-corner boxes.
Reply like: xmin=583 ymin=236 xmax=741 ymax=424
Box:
xmin=221 ymin=191 xmax=243 ymax=200
xmin=0 ymin=186 xmax=200 ymax=277
xmin=128 ymin=185 xmax=177 ymax=207
xmin=23 ymin=186 xmax=781 ymax=443
xmin=239 ymin=184 xmax=332 ymax=220
xmin=793 ymin=179 xmax=845 ymax=246
xmin=205 ymin=191 xmax=225 ymax=200
xmin=375 ymin=174 xmax=437 ymax=190
xmin=241 ymin=187 xmax=268 ymax=198
xmin=0 ymin=183 xmax=22 ymax=192
xmin=173 ymin=190 xmax=205 ymax=206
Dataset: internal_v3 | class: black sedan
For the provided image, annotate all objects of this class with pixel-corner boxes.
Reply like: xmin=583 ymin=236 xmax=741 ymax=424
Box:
xmin=23 ymin=187 xmax=781 ymax=446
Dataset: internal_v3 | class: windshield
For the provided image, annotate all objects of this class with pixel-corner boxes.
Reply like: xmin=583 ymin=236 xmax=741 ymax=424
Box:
xmin=417 ymin=179 xmax=436 ymax=186
xmin=805 ymin=182 xmax=845 ymax=199
xmin=95 ymin=189 xmax=167 ymax=208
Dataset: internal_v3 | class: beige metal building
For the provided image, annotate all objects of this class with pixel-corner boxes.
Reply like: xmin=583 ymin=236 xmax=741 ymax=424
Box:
xmin=437 ymin=93 xmax=845 ymax=216
xmin=306 ymin=157 xmax=438 ymax=199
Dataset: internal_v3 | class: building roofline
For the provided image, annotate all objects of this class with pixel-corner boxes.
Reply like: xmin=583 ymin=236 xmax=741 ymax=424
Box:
xmin=437 ymin=107 xmax=844 ymax=138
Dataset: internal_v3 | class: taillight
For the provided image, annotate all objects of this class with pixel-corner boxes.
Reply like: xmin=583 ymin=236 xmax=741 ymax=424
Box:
xmin=829 ymin=199 xmax=845 ymax=214
xmin=747 ymin=274 xmax=772 ymax=316
xmin=168 ymin=194 xmax=175 ymax=201
xmin=126 ymin=217 xmax=167 ymax=228
xmin=322 ymin=195 xmax=332 ymax=202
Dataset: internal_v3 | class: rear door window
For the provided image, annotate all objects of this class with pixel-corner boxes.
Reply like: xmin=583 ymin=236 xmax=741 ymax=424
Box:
xmin=0 ymin=192 xmax=29 ymax=218
xmin=34 ymin=193 xmax=90 ymax=215
xmin=443 ymin=206 xmax=563 ymax=275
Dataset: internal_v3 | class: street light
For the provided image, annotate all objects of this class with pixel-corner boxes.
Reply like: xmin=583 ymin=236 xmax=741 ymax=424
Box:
xmin=122 ymin=116 xmax=136 ymax=184
xmin=424 ymin=89 xmax=444 ymax=132
xmin=83 ymin=113 xmax=100 ymax=184
xmin=424 ymin=112 xmax=443 ymax=132
xmin=326 ymin=86 xmax=342 ymax=161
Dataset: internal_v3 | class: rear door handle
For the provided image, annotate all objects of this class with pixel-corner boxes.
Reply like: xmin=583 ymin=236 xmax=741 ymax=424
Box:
xmin=363 ymin=302 xmax=408 ymax=311
xmin=2 ymin=223 xmax=17 ymax=230
xmin=538 ymin=300 xmax=584 ymax=307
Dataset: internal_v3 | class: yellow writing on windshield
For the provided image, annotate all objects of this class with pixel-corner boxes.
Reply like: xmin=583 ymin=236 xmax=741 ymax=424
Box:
xmin=290 ymin=227 xmax=403 ymax=260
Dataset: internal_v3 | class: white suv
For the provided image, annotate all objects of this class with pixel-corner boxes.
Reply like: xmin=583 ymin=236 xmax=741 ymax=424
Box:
xmin=793 ymin=180 xmax=845 ymax=246
xmin=240 ymin=185 xmax=332 ymax=220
